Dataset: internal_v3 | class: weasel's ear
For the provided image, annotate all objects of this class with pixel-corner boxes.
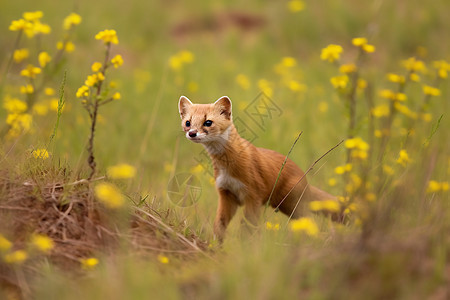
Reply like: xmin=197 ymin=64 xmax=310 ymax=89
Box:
xmin=178 ymin=96 xmax=193 ymax=119
xmin=214 ymin=96 xmax=232 ymax=120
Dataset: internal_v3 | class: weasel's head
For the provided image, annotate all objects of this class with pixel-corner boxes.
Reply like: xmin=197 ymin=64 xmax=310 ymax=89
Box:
xmin=178 ymin=96 xmax=232 ymax=144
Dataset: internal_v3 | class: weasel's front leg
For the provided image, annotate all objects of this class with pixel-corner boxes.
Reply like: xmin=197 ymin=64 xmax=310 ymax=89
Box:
xmin=214 ymin=189 xmax=238 ymax=243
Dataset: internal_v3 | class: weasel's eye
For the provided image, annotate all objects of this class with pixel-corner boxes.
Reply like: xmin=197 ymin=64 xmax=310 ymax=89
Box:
xmin=185 ymin=120 xmax=191 ymax=127
xmin=203 ymin=120 xmax=213 ymax=127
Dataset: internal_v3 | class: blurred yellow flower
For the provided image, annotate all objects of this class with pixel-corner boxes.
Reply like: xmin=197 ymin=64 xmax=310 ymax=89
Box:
xmin=112 ymin=92 xmax=121 ymax=100
xmin=357 ymin=79 xmax=368 ymax=90
xmin=0 ymin=235 xmax=12 ymax=252
xmin=13 ymin=48 xmax=29 ymax=63
xmin=422 ymin=85 xmax=441 ymax=97
xmin=32 ymin=149 xmax=49 ymax=159
xmin=379 ymin=89 xmax=395 ymax=99
xmin=107 ymin=164 xmax=136 ymax=179
xmin=6 ymin=113 xmax=32 ymax=132
xmin=352 ymin=37 xmax=368 ymax=46
xmin=76 ymin=85 xmax=90 ymax=98
xmin=345 ymin=137 xmax=369 ymax=151
xmin=236 ymin=74 xmax=251 ymax=90
xmin=56 ymin=41 xmax=75 ymax=52
xmin=9 ymin=19 xmax=32 ymax=32
xmin=330 ymin=75 xmax=349 ymax=89
xmin=394 ymin=103 xmax=417 ymax=119
xmin=91 ymin=62 xmax=102 ymax=72
xmin=402 ymin=57 xmax=426 ymax=73
xmin=95 ymin=29 xmax=119 ymax=44
xmin=281 ymin=56 xmax=297 ymax=67
xmin=85 ymin=73 xmax=104 ymax=87
xmin=433 ymin=60 xmax=450 ymax=78
xmin=190 ymin=164 xmax=204 ymax=174
xmin=111 ymin=54 xmax=124 ymax=68
xmin=31 ymin=234 xmax=54 ymax=253
xmin=339 ymin=64 xmax=357 ymax=74
xmin=20 ymin=84 xmax=34 ymax=94
xmin=179 ymin=50 xmax=194 ymax=63
xmin=334 ymin=163 xmax=352 ymax=175
xmin=23 ymin=11 xmax=43 ymax=21
xmin=45 ymin=87 xmax=55 ymax=96
xmin=371 ymin=104 xmax=390 ymax=118
xmin=396 ymin=149 xmax=410 ymax=167
xmin=38 ymin=52 xmax=51 ymax=68
xmin=287 ymin=0 xmax=305 ymax=12
xmin=3 ymin=250 xmax=28 ymax=264
xmin=409 ymin=73 xmax=420 ymax=82
xmin=266 ymin=222 xmax=280 ymax=231
xmin=63 ymin=13 xmax=82 ymax=30
xmin=157 ymin=254 xmax=169 ymax=264
xmin=169 ymin=50 xmax=194 ymax=71
xmin=328 ymin=178 xmax=337 ymax=187
xmin=289 ymin=218 xmax=319 ymax=236
xmin=362 ymin=44 xmax=375 ymax=53
xmin=320 ymin=44 xmax=343 ymax=62
xmin=33 ymin=103 xmax=48 ymax=115
xmin=387 ymin=73 xmax=405 ymax=84
xmin=95 ymin=183 xmax=125 ymax=208
xmin=80 ymin=257 xmax=99 ymax=269
xmin=309 ymin=200 xmax=340 ymax=213
xmin=427 ymin=181 xmax=449 ymax=193
xmin=258 ymin=79 xmax=273 ymax=97
xmin=318 ymin=101 xmax=328 ymax=113
xmin=20 ymin=64 xmax=41 ymax=78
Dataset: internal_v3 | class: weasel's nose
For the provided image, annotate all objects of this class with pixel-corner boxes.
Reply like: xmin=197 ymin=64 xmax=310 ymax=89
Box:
xmin=188 ymin=130 xmax=197 ymax=137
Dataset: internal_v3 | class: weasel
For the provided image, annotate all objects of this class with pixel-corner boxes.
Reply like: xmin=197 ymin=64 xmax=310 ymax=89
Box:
xmin=178 ymin=95 xmax=334 ymax=242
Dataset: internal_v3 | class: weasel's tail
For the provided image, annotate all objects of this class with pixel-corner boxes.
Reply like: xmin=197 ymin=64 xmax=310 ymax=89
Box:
xmin=309 ymin=185 xmax=336 ymax=201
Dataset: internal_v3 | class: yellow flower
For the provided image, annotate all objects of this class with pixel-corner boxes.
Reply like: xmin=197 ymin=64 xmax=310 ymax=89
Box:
xmin=289 ymin=218 xmax=319 ymax=236
xmin=344 ymin=137 xmax=369 ymax=151
xmin=13 ymin=48 xmax=29 ymax=63
xmin=379 ymin=89 xmax=395 ymax=99
xmin=6 ymin=113 xmax=32 ymax=132
xmin=76 ymin=85 xmax=90 ymax=98
xmin=236 ymin=74 xmax=251 ymax=90
xmin=339 ymin=64 xmax=357 ymax=74
xmin=394 ymin=93 xmax=407 ymax=101
xmin=45 ymin=87 xmax=55 ymax=96
xmin=23 ymin=11 xmax=43 ymax=21
xmin=432 ymin=60 xmax=450 ymax=79
xmin=320 ymin=44 xmax=343 ymax=63
xmin=309 ymin=200 xmax=340 ymax=213
xmin=179 ymin=50 xmax=194 ymax=63
xmin=157 ymin=255 xmax=169 ymax=264
xmin=258 ymin=79 xmax=274 ymax=97
xmin=63 ymin=13 xmax=82 ymax=30
xmin=32 ymin=149 xmax=49 ymax=159
xmin=266 ymin=222 xmax=280 ymax=231
xmin=287 ymin=80 xmax=307 ymax=92
xmin=410 ymin=73 xmax=420 ymax=82
xmin=402 ymin=57 xmax=426 ymax=73
xmin=281 ymin=56 xmax=297 ymax=67
xmin=383 ymin=164 xmax=394 ymax=175
xmin=0 ymin=235 xmax=12 ymax=252
xmin=396 ymin=149 xmax=410 ymax=167
xmin=330 ymin=75 xmax=349 ymax=89
xmin=9 ymin=19 xmax=32 ymax=32
xmin=111 ymin=55 xmax=124 ymax=68
xmin=423 ymin=85 xmax=441 ymax=97
xmin=318 ymin=101 xmax=328 ymax=113
xmin=190 ymin=164 xmax=204 ymax=174
xmin=112 ymin=92 xmax=121 ymax=100
xmin=20 ymin=84 xmax=34 ymax=94
xmin=56 ymin=41 xmax=75 ymax=52
xmin=394 ymin=103 xmax=417 ymax=119
xmin=32 ymin=21 xmax=51 ymax=35
xmin=95 ymin=183 xmax=125 ymax=208
xmin=3 ymin=250 xmax=28 ymax=264
xmin=328 ymin=178 xmax=337 ymax=187
xmin=107 ymin=164 xmax=136 ymax=179
xmin=33 ymin=103 xmax=48 ymax=115
xmin=362 ymin=44 xmax=375 ymax=53
xmin=287 ymin=0 xmax=305 ymax=12
xmin=85 ymin=73 xmax=104 ymax=87
xmin=352 ymin=37 xmax=368 ymax=47
xmin=95 ymin=29 xmax=119 ymax=44
xmin=357 ymin=79 xmax=368 ymax=90
xmin=38 ymin=52 xmax=51 ymax=68
xmin=80 ymin=257 xmax=99 ymax=269
xmin=387 ymin=73 xmax=405 ymax=84
xmin=91 ymin=62 xmax=102 ymax=72
xmin=31 ymin=234 xmax=54 ymax=253
xmin=20 ymin=64 xmax=41 ymax=78
xmin=49 ymin=99 xmax=61 ymax=112
xmin=371 ymin=104 xmax=390 ymax=118
xmin=427 ymin=181 xmax=449 ymax=193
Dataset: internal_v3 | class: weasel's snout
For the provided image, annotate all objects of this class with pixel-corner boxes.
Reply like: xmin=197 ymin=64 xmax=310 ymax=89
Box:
xmin=188 ymin=130 xmax=198 ymax=138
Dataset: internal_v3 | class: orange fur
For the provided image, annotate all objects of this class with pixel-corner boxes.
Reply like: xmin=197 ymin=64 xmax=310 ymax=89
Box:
xmin=178 ymin=96 xmax=334 ymax=242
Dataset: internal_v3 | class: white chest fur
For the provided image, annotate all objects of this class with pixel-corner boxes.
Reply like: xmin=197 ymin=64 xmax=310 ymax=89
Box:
xmin=215 ymin=169 xmax=245 ymax=204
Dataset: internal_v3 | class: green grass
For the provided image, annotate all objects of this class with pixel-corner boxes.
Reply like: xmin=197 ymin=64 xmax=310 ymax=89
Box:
xmin=1 ymin=0 xmax=450 ymax=299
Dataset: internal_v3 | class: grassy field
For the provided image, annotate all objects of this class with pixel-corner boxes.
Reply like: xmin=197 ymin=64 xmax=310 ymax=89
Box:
xmin=1 ymin=0 xmax=449 ymax=299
